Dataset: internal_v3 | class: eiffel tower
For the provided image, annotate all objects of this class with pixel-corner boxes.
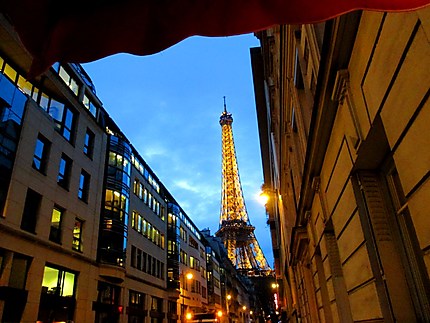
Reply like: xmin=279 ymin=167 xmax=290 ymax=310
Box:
xmin=215 ymin=99 xmax=271 ymax=276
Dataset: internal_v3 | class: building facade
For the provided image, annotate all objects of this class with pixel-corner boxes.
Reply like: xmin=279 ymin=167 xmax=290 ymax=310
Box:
xmin=252 ymin=7 xmax=430 ymax=322
xmin=0 ymin=12 xmax=252 ymax=323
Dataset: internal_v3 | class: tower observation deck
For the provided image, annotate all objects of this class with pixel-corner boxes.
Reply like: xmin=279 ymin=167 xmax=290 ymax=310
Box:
xmin=215 ymin=102 xmax=271 ymax=276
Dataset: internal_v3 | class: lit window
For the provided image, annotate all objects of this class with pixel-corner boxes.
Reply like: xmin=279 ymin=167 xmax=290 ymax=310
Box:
xmin=133 ymin=179 xmax=139 ymax=195
xmin=49 ymin=206 xmax=64 ymax=243
xmin=41 ymin=265 xmax=76 ymax=296
xmin=82 ymin=93 xmax=97 ymax=117
xmin=3 ymin=63 xmax=17 ymax=82
xmin=143 ymin=188 xmax=148 ymax=204
xmin=137 ymin=214 xmax=142 ymax=233
xmin=129 ymin=290 xmax=145 ymax=309
xmin=72 ymin=219 xmax=83 ymax=252
xmin=58 ymin=66 xmax=80 ymax=96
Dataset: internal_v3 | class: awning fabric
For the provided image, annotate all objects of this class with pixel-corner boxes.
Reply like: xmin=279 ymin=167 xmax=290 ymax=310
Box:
xmin=1 ymin=0 xmax=429 ymax=77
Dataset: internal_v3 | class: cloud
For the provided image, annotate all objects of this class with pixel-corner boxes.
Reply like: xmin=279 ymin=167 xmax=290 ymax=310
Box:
xmin=173 ymin=179 xmax=200 ymax=193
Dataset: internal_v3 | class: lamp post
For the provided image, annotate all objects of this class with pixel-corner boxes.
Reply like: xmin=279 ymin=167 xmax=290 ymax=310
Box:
xmin=226 ymin=294 xmax=231 ymax=323
xmin=271 ymin=281 xmax=280 ymax=322
xmin=242 ymin=306 xmax=247 ymax=323
xmin=182 ymin=272 xmax=193 ymax=320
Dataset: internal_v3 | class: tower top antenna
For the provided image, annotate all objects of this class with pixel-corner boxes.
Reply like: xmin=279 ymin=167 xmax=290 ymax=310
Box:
xmin=220 ymin=96 xmax=233 ymax=125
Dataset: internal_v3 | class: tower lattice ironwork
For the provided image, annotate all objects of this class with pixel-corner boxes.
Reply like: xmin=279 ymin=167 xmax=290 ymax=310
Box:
xmin=215 ymin=102 xmax=271 ymax=276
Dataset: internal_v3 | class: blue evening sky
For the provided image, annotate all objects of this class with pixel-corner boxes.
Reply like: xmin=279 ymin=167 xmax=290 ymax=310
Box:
xmin=82 ymin=33 xmax=274 ymax=268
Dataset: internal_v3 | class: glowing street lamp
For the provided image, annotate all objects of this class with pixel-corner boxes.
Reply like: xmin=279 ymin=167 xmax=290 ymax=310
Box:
xmin=226 ymin=294 xmax=232 ymax=322
xmin=257 ymin=191 xmax=269 ymax=205
xmin=271 ymin=281 xmax=280 ymax=311
xmin=182 ymin=272 xmax=194 ymax=318
xmin=259 ymin=184 xmax=279 ymax=206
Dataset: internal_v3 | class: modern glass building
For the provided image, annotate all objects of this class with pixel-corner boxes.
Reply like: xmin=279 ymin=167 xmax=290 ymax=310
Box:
xmin=0 ymin=12 xmax=252 ymax=323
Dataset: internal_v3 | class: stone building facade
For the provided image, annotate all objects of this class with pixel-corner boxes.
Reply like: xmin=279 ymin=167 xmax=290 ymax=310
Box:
xmin=252 ymin=7 xmax=430 ymax=322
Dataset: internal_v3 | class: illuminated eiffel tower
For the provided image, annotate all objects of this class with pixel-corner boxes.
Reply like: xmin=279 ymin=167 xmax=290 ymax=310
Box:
xmin=215 ymin=99 xmax=271 ymax=276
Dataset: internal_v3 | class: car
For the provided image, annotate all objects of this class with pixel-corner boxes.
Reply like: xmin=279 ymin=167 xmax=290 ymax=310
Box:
xmin=186 ymin=311 xmax=223 ymax=322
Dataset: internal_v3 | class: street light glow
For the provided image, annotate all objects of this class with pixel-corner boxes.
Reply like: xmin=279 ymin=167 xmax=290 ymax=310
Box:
xmin=186 ymin=272 xmax=193 ymax=280
xmin=257 ymin=191 xmax=269 ymax=205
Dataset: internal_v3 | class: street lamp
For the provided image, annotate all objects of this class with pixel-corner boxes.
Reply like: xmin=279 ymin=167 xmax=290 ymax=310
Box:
xmin=182 ymin=272 xmax=194 ymax=319
xmin=271 ymin=281 xmax=280 ymax=311
xmin=242 ymin=306 xmax=247 ymax=323
xmin=226 ymin=294 xmax=232 ymax=323
xmin=258 ymin=184 xmax=279 ymax=205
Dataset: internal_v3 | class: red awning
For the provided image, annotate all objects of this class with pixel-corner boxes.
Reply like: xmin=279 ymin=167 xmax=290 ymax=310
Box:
xmin=1 ymin=0 xmax=429 ymax=77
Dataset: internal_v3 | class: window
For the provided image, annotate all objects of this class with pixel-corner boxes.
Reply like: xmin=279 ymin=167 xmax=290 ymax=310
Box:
xmin=180 ymin=250 xmax=187 ymax=265
xmin=21 ymin=188 xmax=42 ymax=233
xmin=129 ymin=290 xmax=145 ymax=309
xmin=189 ymin=236 xmax=198 ymax=249
xmin=131 ymin=211 xmax=138 ymax=230
xmin=97 ymin=281 xmax=120 ymax=305
xmin=78 ymin=169 xmax=90 ymax=202
xmin=49 ymin=206 xmax=64 ymax=243
xmin=160 ymin=262 xmax=164 ymax=280
xmin=168 ymin=301 xmax=177 ymax=315
xmin=95 ymin=282 xmax=121 ymax=323
xmin=57 ymin=154 xmax=72 ymax=189
xmin=180 ymin=226 xmax=187 ymax=242
xmin=32 ymin=135 xmax=50 ymax=174
xmin=82 ymin=93 xmax=97 ymax=117
xmin=83 ymin=128 xmax=95 ymax=158
xmin=38 ymin=265 xmax=76 ymax=323
xmin=58 ymin=66 xmax=80 ymax=96
xmin=131 ymin=245 xmax=137 ymax=268
xmin=151 ymin=296 xmax=163 ymax=311
xmin=9 ymin=254 xmax=30 ymax=289
xmin=41 ymin=265 xmax=76 ymax=296
xmin=137 ymin=249 xmax=142 ymax=270
xmin=72 ymin=219 xmax=83 ymax=252
xmin=61 ymin=106 xmax=77 ymax=142
xmin=142 ymin=251 xmax=147 ymax=273
xmin=190 ymin=256 xmax=196 ymax=270
xmin=147 ymin=256 xmax=152 ymax=275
